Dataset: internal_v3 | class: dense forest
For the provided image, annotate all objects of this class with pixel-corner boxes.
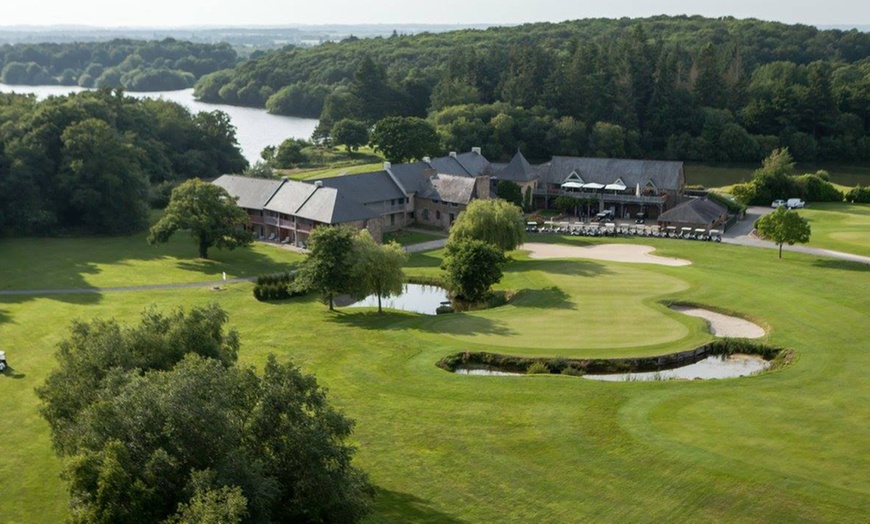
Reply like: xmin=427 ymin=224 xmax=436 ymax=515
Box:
xmin=0 ymin=39 xmax=238 ymax=91
xmin=195 ymin=16 xmax=870 ymax=163
xmin=0 ymin=89 xmax=247 ymax=235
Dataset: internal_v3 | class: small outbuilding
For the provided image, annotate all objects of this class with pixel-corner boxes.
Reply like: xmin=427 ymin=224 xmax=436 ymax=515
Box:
xmin=657 ymin=197 xmax=729 ymax=232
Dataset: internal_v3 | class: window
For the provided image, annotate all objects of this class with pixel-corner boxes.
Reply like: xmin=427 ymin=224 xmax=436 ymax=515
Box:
xmin=422 ymin=209 xmax=429 ymax=221
xmin=449 ymin=213 xmax=455 ymax=223
xmin=436 ymin=210 xmax=441 ymax=220
xmin=390 ymin=214 xmax=396 ymax=225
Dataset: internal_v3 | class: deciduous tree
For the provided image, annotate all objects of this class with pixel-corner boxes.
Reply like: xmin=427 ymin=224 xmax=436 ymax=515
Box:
xmin=38 ymin=306 xmax=373 ymax=523
xmin=332 ymin=119 xmax=370 ymax=152
xmin=299 ymin=225 xmax=357 ymax=310
xmin=448 ymin=198 xmax=525 ymax=252
xmin=369 ymin=116 xmax=440 ymax=163
xmin=442 ymin=239 xmax=507 ymax=302
xmin=148 ymin=178 xmax=252 ymax=258
xmin=755 ymin=206 xmax=811 ymax=258
xmin=351 ymin=230 xmax=408 ymax=313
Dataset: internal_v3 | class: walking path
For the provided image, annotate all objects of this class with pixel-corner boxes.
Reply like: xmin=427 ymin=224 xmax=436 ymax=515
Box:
xmin=404 ymin=238 xmax=447 ymax=253
xmin=722 ymin=206 xmax=870 ymax=265
xmin=0 ymin=277 xmax=256 ymax=297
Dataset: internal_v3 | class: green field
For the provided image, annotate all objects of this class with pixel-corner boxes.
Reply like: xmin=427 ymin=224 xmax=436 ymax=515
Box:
xmin=1 ymin=233 xmax=869 ymax=522
xmin=685 ymin=162 xmax=870 ymax=189
xmin=383 ymin=229 xmax=446 ymax=247
xmin=800 ymin=203 xmax=870 ymax=258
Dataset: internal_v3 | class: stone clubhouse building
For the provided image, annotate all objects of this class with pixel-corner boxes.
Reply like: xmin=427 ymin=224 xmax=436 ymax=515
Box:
xmin=214 ymin=149 xmax=702 ymax=247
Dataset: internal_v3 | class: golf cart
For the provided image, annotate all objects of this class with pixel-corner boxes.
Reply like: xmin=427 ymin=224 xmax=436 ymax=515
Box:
xmin=635 ymin=212 xmax=646 ymax=224
xmin=0 ymin=351 xmax=6 ymax=372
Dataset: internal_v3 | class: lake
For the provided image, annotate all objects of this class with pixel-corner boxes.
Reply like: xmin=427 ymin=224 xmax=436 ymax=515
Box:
xmin=0 ymin=84 xmax=319 ymax=164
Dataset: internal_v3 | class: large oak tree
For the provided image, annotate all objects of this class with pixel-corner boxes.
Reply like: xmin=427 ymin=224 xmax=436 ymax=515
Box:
xmin=148 ymin=178 xmax=252 ymax=258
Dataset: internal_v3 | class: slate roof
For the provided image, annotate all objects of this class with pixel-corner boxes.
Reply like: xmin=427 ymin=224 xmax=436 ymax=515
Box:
xmin=418 ymin=174 xmax=477 ymax=205
xmin=494 ymin=151 xmax=537 ymax=182
xmin=212 ymin=175 xmax=283 ymax=210
xmin=263 ymin=179 xmax=316 ymax=216
xmin=428 ymin=156 xmax=475 ymax=177
xmin=264 ymin=179 xmax=378 ymax=224
xmin=453 ymin=151 xmax=491 ymax=177
xmin=389 ymin=161 xmax=431 ymax=194
xmin=295 ymin=186 xmax=380 ymax=224
xmin=658 ymin=198 xmax=727 ymax=225
xmin=541 ymin=157 xmax=684 ymax=191
xmin=311 ymin=170 xmax=406 ymax=204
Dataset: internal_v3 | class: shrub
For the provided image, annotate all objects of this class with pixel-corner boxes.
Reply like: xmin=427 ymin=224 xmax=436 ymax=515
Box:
xmin=794 ymin=173 xmax=843 ymax=202
xmin=526 ymin=362 xmax=550 ymax=375
xmin=706 ymin=191 xmax=746 ymax=214
xmin=253 ymin=271 xmax=308 ymax=301
xmin=845 ymin=185 xmax=870 ymax=203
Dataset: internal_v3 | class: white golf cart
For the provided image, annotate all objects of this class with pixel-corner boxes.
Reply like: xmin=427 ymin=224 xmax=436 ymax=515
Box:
xmin=0 ymin=351 xmax=6 ymax=372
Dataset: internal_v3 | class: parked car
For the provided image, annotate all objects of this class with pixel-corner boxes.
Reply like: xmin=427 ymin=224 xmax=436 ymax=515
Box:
xmin=771 ymin=199 xmax=786 ymax=208
xmin=787 ymin=198 xmax=806 ymax=209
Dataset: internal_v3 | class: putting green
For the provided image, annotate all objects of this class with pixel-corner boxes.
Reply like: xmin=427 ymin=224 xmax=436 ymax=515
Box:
xmin=422 ymin=260 xmax=698 ymax=356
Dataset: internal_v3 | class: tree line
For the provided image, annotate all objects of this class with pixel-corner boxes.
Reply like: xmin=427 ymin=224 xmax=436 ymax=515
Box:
xmin=0 ymin=89 xmax=247 ymax=235
xmin=0 ymin=38 xmax=238 ymax=91
xmin=194 ymin=16 xmax=870 ymax=163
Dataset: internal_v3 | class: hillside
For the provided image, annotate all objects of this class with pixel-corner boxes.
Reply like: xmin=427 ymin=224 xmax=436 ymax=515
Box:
xmin=194 ymin=15 xmax=870 ymax=163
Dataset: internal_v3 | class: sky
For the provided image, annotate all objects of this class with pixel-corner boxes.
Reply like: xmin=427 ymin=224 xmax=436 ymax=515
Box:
xmin=2 ymin=0 xmax=867 ymax=28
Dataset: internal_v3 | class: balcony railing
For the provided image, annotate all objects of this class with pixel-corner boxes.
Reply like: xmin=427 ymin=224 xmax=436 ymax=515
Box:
xmin=534 ymin=188 xmax=666 ymax=205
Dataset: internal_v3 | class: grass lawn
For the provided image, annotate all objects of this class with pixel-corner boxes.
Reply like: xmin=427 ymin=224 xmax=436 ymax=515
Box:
xmin=383 ymin=229 xmax=446 ymax=247
xmin=285 ymin=162 xmax=385 ymax=181
xmin=1 ymin=234 xmax=869 ymax=522
xmin=799 ymin=202 xmax=870 ymax=257
xmin=0 ymin=231 xmax=303 ymax=290
xmin=685 ymin=162 xmax=870 ymax=189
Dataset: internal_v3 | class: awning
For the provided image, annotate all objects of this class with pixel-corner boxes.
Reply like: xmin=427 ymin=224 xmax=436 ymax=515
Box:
xmin=560 ymin=181 xmax=584 ymax=189
xmin=582 ymin=182 xmax=605 ymax=190
xmin=604 ymin=183 xmax=627 ymax=191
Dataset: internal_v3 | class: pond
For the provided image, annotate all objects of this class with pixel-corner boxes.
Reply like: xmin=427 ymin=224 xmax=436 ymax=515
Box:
xmin=451 ymin=354 xmax=770 ymax=381
xmin=347 ymin=284 xmax=449 ymax=315
xmin=582 ymin=354 xmax=769 ymax=382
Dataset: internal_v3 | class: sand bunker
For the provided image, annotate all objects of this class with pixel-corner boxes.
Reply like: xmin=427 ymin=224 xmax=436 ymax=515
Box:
xmin=523 ymin=242 xmax=691 ymax=267
xmin=671 ymin=305 xmax=766 ymax=338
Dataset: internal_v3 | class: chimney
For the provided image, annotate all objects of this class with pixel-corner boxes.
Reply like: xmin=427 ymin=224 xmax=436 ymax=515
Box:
xmin=423 ymin=168 xmax=438 ymax=179
xmin=474 ymin=175 xmax=491 ymax=200
xmin=314 ymin=180 xmax=323 ymax=187
xmin=471 ymin=147 xmax=481 ymax=155
xmin=422 ymin=156 xmax=431 ymax=163
xmin=449 ymin=151 xmax=457 ymax=158
xmin=383 ymin=161 xmax=392 ymax=170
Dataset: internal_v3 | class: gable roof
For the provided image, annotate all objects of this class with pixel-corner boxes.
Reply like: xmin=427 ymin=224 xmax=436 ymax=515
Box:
xmin=389 ymin=161 xmax=431 ymax=194
xmin=428 ymin=156 xmax=475 ymax=177
xmin=418 ymin=174 xmax=477 ymax=205
xmin=263 ymin=179 xmax=378 ymax=224
xmin=295 ymin=186 xmax=380 ymax=224
xmin=658 ymin=198 xmax=727 ymax=225
xmin=542 ymin=157 xmax=684 ymax=191
xmin=495 ymin=150 xmax=537 ymax=182
xmin=311 ymin=170 xmax=405 ymax=204
xmin=212 ymin=175 xmax=283 ymax=210
xmin=453 ymin=151 xmax=491 ymax=177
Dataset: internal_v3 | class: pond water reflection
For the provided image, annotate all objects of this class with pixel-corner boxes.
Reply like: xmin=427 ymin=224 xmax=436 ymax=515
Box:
xmin=347 ymin=284 xmax=449 ymax=315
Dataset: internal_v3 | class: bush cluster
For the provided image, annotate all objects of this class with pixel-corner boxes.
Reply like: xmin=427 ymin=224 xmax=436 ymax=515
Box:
xmin=846 ymin=185 xmax=870 ymax=203
xmin=253 ymin=271 xmax=308 ymax=301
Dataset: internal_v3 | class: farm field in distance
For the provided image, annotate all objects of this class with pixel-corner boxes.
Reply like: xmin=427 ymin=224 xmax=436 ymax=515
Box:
xmin=1 ymin=226 xmax=869 ymax=522
xmin=684 ymin=162 xmax=870 ymax=189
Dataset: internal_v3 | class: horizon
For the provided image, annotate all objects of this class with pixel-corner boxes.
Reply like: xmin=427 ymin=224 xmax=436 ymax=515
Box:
xmin=2 ymin=1 xmax=869 ymax=29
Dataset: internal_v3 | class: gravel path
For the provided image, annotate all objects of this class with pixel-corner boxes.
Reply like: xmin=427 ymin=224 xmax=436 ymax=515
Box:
xmin=723 ymin=206 xmax=870 ymax=265
xmin=0 ymin=277 xmax=256 ymax=296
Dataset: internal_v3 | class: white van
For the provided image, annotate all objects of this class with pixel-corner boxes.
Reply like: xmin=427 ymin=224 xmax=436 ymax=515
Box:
xmin=787 ymin=198 xmax=805 ymax=209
